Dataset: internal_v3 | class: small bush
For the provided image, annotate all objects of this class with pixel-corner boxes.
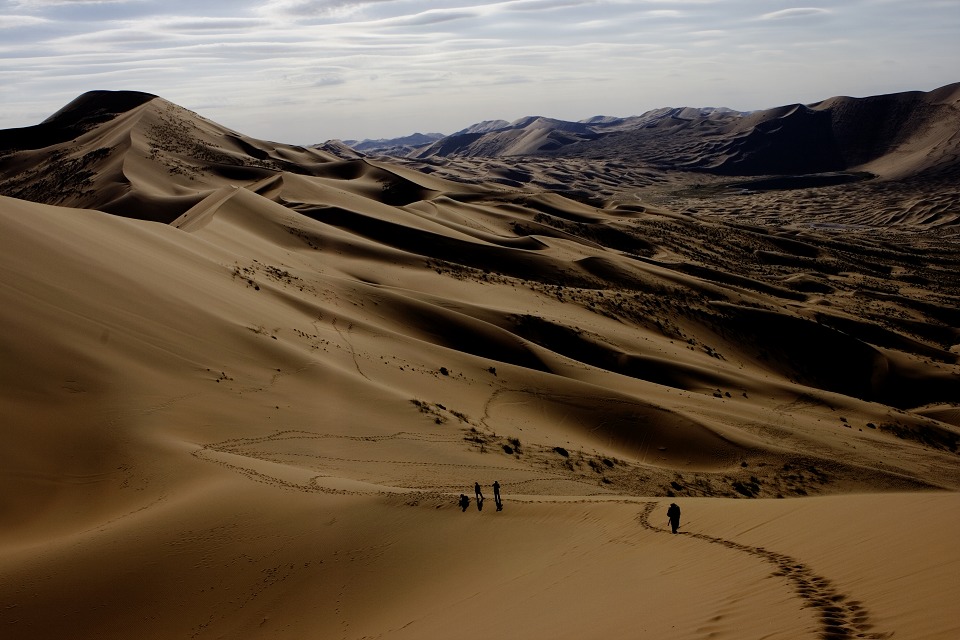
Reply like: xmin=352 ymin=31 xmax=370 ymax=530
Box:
xmin=732 ymin=479 xmax=760 ymax=497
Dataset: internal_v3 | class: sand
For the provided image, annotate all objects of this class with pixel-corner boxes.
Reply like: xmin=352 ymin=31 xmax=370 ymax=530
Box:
xmin=1 ymin=90 xmax=959 ymax=638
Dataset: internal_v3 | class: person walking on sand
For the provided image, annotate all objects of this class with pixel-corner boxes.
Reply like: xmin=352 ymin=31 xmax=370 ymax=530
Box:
xmin=493 ymin=481 xmax=502 ymax=511
xmin=475 ymin=482 xmax=484 ymax=503
xmin=667 ymin=503 xmax=681 ymax=534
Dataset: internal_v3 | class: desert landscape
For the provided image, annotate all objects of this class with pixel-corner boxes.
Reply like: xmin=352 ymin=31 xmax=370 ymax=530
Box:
xmin=1 ymin=85 xmax=959 ymax=639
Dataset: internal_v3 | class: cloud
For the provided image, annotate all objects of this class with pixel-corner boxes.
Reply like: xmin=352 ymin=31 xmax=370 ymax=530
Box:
xmin=0 ymin=0 xmax=955 ymax=142
xmin=313 ymin=74 xmax=345 ymax=86
xmin=691 ymin=29 xmax=725 ymax=37
xmin=0 ymin=14 xmax=50 ymax=27
xmin=254 ymin=0 xmax=390 ymax=19
xmin=504 ymin=0 xmax=595 ymax=11
xmin=759 ymin=7 xmax=831 ymax=21
xmin=45 ymin=26 xmax=178 ymax=49
xmin=155 ymin=17 xmax=268 ymax=33
xmin=646 ymin=10 xmax=684 ymax=18
xmin=10 ymin=0 xmax=142 ymax=6
xmin=382 ymin=9 xmax=481 ymax=27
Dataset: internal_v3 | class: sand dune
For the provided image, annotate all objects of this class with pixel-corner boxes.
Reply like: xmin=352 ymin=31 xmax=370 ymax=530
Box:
xmin=1 ymin=90 xmax=959 ymax=638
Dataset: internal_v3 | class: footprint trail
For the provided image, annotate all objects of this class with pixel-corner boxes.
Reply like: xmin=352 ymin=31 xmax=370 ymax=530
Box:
xmin=638 ymin=503 xmax=890 ymax=640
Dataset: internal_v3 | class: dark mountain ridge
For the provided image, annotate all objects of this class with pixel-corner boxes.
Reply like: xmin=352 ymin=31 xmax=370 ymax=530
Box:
xmin=341 ymin=131 xmax=444 ymax=154
xmin=354 ymin=83 xmax=960 ymax=181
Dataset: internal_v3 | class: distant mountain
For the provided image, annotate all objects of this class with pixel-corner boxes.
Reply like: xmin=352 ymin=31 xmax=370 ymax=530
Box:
xmin=361 ymin=84 xmax=960 ymax=180
xmin=340 ymin=131 xmax=445 ymax=155
xmin=452 ymin=119 xmax=511 ymax=135
xmin=652 ymin=83 xmax=960 ymax=178
xmin=357 ymin=108 xmax=736 ymax=159
xmin=406 ymin=109 xmax=740 ymax=159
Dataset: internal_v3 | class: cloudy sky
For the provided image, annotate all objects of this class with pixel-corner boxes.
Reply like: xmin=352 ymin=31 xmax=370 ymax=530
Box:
xmin=1 ymin=0 xmax=957 ymax=143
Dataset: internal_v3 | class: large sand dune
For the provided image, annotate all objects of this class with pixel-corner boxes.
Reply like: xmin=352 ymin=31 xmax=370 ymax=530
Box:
xmin=1 ymin=90 xmax=959 ymax=638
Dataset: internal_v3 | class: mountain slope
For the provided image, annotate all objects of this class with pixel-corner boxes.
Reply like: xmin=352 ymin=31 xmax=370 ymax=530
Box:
xmin=689 ymin=83 xmax=960 ymax=178
xmin=407 ymin=109 xmax=736 ymax=159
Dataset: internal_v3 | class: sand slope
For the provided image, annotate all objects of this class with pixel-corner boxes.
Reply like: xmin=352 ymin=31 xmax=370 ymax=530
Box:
xmin=1 ymin=91 xmax=959 ymax=638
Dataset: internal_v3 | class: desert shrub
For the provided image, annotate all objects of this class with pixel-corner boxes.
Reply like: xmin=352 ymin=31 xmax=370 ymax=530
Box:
xmin=732 ymin=479 xmax=760 ymax=497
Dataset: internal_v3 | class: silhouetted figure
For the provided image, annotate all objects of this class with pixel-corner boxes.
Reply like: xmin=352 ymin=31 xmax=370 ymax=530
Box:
xmin=459 ymin=494 xmax=470 ymax=512
xmin=667 ymin=503 xmax=681 ymax=534
xmin=474 ymin=482 xmax=484 ymax=502
xmin=493 ymin=481 xmax=502 ymax=511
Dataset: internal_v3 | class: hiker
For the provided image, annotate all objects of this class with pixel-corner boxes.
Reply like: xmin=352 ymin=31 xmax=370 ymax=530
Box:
xmin=459 ymin=494 xmax=470 ymax=512
xmin=493 ymin=481 xmax=502 ymax=511
xmin=667 ymin=503 xmax=681 ymax=534
xmin=474 ymin=482 xmax=484 ymax=502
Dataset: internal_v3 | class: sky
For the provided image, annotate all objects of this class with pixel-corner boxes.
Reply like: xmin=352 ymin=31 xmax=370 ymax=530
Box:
xmin=1 ymin=0 xmax=958 ymax=143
